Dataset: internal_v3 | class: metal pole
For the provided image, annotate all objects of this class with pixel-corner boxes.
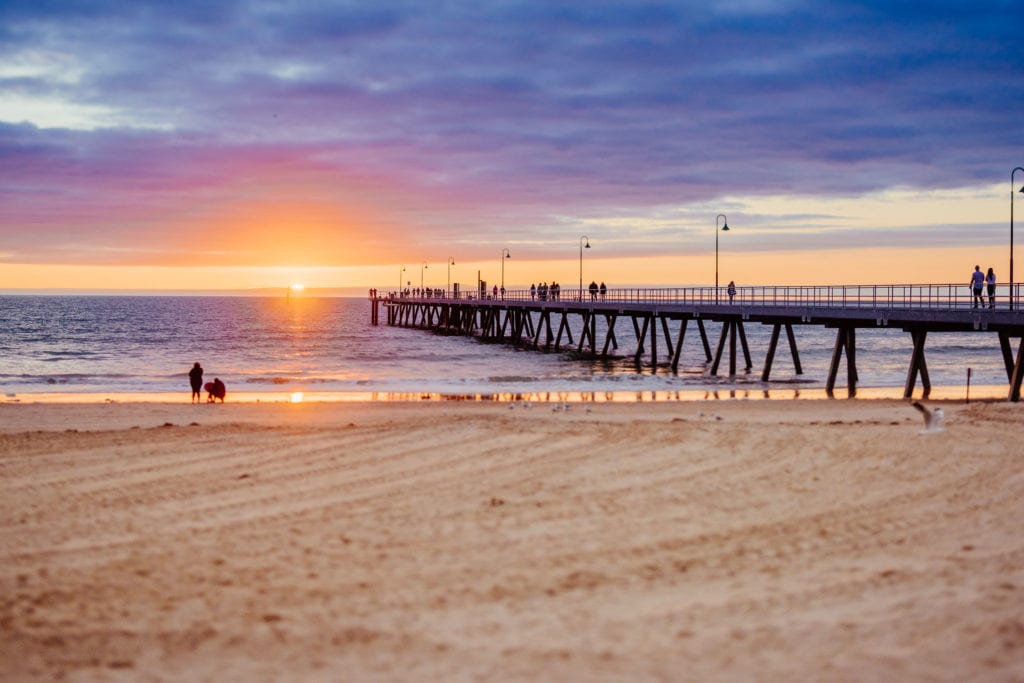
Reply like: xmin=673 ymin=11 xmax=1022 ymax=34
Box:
xmin=421 ymin=263 xmax=428 ymax=291
xmin=447 ymin=257 xmax=455 ymax=298
xmin=399 ymin=266 xmax=405 ymax=292
xmin=1012 ymin=167 xmax=1024 ymax=310
xmin=500 ymin=248 xmax=511 ymax=291
xmin=715 ymin=214 xmax=729 ymax=289
xmin=579 ymin=236 xmax=590 ymax=300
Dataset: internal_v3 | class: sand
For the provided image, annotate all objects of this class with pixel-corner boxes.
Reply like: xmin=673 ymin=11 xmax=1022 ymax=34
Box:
xmin=1 ymin=398 xmax=1023 ymax=681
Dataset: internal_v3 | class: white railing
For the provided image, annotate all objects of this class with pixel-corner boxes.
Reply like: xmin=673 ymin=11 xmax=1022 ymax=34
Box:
xmin=381 ymin=283 xmax=1023 ymax=312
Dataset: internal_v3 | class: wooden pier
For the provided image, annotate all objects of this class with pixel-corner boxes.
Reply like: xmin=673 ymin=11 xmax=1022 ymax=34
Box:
xmin=370 ymin=284 xmax=1024 ymax=401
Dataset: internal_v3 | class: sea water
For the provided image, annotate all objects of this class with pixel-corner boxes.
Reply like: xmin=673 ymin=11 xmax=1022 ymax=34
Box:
xmin=0 ymin=295 xmax=1012 ymax=400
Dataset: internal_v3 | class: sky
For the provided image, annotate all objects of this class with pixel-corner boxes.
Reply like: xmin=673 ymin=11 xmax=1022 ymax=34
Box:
xmin=1 ymin=0 xmax=1022 ymax=291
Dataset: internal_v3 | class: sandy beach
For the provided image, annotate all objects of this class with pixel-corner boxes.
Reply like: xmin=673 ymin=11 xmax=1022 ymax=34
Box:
xmin=2 ymin=398 xmax=1023 ymax=681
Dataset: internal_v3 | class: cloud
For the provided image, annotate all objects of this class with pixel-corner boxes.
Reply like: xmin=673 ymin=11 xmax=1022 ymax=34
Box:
xmin=1 ymin=0 xmax=1022 ymax=266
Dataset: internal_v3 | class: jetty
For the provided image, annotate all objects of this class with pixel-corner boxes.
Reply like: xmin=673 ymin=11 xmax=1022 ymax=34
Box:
xmin=370 ymin=284 xmax=1024 ymax=401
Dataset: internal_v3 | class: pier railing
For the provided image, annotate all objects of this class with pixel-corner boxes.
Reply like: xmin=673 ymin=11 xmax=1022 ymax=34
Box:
xmin=385 ymin=283 xmax=1022 ymax=312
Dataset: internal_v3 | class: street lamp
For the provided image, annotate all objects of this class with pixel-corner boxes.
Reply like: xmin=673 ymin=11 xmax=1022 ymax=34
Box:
xmin=501 ymin=248 xmax=511 ymax=291
xmin=398 ymin=265 xmax=405 ymax=292
xmin=715 ymin=214 xmax=730 ymax=288
xmin=1012 ymin=167 xmax=1024 ymax=310
xmin=579 ymin=235 xmax=591 ymax=300
xmin=447 ymin=256 xmax=455 ymax=298
xmin=420 ymin=263 xmax=428 ymax=292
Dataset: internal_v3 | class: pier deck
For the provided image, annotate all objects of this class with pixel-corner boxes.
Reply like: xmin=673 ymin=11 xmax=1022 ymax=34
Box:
xmin=371 ymin=284 xmax=1024 ymax=401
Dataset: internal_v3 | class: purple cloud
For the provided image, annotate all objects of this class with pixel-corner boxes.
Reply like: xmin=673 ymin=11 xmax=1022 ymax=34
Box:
xmin=1 ymin=0 xmax=1022 ymax=265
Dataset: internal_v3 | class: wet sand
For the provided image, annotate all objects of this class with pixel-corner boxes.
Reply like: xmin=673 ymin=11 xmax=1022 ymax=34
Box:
xmin=2 ymin=399 xmax=1023 ymax=681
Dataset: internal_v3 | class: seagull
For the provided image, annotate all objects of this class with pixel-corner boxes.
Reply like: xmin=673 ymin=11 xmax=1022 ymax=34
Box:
xmin=912 ymin=401 xmax=945 ymax=433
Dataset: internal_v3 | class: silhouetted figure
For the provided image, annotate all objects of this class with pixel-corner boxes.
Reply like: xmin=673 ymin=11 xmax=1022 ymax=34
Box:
xmin=728 ymin=280 xmax=736 ymax=302
xmin=971 ymin=265 xmax=985 ymax=308
xmin=589 ymin=280 xmax=598 ymax=301
xmin=205 ymin=377 xmax=226 ymax=403
xmin=188 ymin=362 xmax=204 ymax=404
xmin=986 ymin=267 xmax=997 ymax=309
xmin=599 ymin=282 xmax=607 ymax=300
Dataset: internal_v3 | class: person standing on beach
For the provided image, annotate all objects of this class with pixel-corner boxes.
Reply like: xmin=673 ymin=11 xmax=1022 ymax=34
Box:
xmin=188 ymin=362 xmax=204 ymax=403
xmin=971 ymin=265 xmax=985 ymax=308
xmin=986 ymin=267 xmax=997 ymax=309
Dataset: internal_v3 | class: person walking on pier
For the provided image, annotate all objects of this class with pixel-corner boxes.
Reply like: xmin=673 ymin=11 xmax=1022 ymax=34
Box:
xmin=728 ymin=280 xmax=736 ymax=303
xmin=599 ymin=282 xmax=607 ymax=300
xmin=530 ymin=283 xmax=536 ymax=300
xmin=986 ymin=267 xmax=997 ymax=309
xmin=971 ymin=265 xmax=985 ymax=308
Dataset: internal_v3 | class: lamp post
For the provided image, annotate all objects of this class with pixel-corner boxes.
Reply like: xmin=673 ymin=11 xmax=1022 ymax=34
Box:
xmin=1012 ymin=167 xmax=1024 ymax=310
xmin=500 ymin=248 xmax=511 ymax=291
xmin=715 ymin=214 xmax=730 ymax=288
xmin=579 ymin=235 xmax=591 ymax=300
xmin=447 ymin=257 xmax=455 ymax=298
xmin=398 ymin=265 xmax=405 ymax=293
xmin=420 ymin=263 xmax=428 ymax=292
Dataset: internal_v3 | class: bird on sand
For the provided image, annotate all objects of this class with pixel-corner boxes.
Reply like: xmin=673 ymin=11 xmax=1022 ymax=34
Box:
xmin=912 ymin=401 xmax=945 ymax=433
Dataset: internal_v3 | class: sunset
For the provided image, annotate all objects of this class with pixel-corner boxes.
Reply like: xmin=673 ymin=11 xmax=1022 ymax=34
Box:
xmin=3 ymin=3 xmax=1024 ymax=681
xmin=2 ymin=2 xmax=1021 ymax=291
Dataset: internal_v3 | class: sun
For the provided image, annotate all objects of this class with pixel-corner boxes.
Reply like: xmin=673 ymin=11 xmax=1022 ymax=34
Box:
xmin=289 ymin=283 xmax=305 ymax=292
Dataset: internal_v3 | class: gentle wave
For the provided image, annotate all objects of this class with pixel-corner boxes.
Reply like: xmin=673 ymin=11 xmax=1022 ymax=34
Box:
xmin=0 ymin=295 xmax=1015 ymax=397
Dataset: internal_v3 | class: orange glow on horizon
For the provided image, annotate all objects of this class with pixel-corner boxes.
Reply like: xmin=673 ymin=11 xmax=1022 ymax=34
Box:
xmin=0 ymin=244 xmax=1012 ymax=292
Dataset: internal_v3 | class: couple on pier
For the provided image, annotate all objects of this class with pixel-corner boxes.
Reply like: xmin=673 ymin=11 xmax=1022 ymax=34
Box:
xmin=970 ymin=265 xmax=997 ymax=309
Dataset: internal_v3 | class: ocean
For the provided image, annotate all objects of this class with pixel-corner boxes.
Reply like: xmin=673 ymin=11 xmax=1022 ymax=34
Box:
xmin=0 ymin=295 xmax=1013 ymax=401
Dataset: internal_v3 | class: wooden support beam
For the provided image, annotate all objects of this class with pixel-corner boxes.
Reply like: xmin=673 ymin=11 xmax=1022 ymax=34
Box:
xmin=633 ymin=316 xmax=650 ymax=364
xmin=605 ymin=314 xmax=619 ymax=351
xmin=498 ymin=309 xmax=511 ymax=340
xmin=1010 ymin=337 xmax=1024 ymax=402
xmin=533 ymin=311 xmax=552 ymax=348
xmin=576 ymin=312 xmax=591 ymax=352
xmin=671 ymin=319 xmax=688 ymax=373
xmin=999 ymin=331 xmax=1016 ymax=381
xmin=697 ymin=319 xmax=712 ymax=362
xmin=737 ymin=321 xmax=752 ymax=371
xmin=785 ymin=324 xmax=803 ymax=374
xmin=762 ymin=323 xmax=782 ymax=381
xmin=660 ymin=317 xmax=674 ymax=361
xmin=904 ymin=330 xmax=931 ymax=399
xmin=554 ymin=313 xmax=568 ymax=349
xmin=631 ymin=316 xmax=644 ymax=355
xmin=710 ymin=321 xmax=730 ymax=375
xmin=485 ymin=309 xmax=495 ymax=339
xmin=826 ymin=326 xmax=858 ymax=397
xmin=849 ymin=327 xmax=858 ymax=387
xmin=729 ymin=320 xmax=737 ymax=376
xmin=650 ymin=315 xmax=658 ymax=368
xmin=601 ymin=314 xmax=618 ymax=357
